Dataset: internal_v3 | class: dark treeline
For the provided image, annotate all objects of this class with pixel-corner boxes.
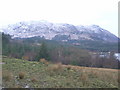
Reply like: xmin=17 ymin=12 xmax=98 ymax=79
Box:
xmin=66 ymin=40 xmax=119 ymax=52
xmin=2 ymin=33 xmax=120 ymax=69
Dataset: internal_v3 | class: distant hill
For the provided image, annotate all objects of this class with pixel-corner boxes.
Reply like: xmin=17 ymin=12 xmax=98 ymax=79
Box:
xmin=1 ymin=20 xmax=119 ymax=52
xmin=2 ymin=21 xmax=118 ymax=42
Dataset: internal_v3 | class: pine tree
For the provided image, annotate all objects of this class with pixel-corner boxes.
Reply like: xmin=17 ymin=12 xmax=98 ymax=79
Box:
xmin=36 ymin=42 xmax=50 ymax=61
xmin=2 ymin=33 xmax=11 ymax=55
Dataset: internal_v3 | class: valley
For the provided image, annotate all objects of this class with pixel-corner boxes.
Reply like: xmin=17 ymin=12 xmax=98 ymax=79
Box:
xmin=1 ymin=20 xmax=120 ymax=88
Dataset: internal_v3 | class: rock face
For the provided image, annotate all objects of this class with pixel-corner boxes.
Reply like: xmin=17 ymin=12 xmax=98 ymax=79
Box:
xmin=2 ymin=20 xmax=118 ymax=42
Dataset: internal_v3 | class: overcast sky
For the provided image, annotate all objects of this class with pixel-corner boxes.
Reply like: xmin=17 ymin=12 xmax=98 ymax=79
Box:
xmin=0 ymin=0 xmax=119 ymax=36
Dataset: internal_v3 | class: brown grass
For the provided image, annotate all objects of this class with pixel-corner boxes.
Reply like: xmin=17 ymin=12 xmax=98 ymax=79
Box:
xmin=48 ymin=62 xmax=63 ymax=72
xmin=39 ymin=58 xmax=49 ymax=65
xmin=62 ymin=64 xmax=119 ymax=72
xmin=79 ymin=70 xmax=88 ymax=86
xmin=118 ymin=76 xmax=120 ymax=84
xmin=88 ymin=70 xmax=99 ymax=78
xmin=3 ymin=70 xmax=13 ymax=81
xmin=57 ymin=62 xmax=62 ymax=68
xmin=31 ymin=77 xmax=38 ymax=82
xmin=14 ymin=85 xmax=22 ymax=88
xmin=63 ymin=64 xmax=118 ymax=86
xmin=19 ymin=72 xmax=26 ymax=79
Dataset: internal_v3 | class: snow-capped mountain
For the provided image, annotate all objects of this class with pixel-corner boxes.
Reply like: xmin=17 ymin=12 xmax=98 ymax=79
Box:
xmin=1 ymin=21 xmax=118 ymax=42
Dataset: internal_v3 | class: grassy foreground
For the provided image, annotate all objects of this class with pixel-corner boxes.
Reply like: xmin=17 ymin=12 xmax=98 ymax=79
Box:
xmin=2 ymin=57 xmax=119 ymax=88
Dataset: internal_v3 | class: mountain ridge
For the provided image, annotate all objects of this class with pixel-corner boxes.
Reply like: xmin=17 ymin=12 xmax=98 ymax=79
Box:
xmin=1 ymin=20 xmax=118 ymax=42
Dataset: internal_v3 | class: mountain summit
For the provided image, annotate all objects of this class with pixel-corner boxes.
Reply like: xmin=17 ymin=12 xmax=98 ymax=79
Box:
xmin=2 ymin=21 xmax=118 ymax=42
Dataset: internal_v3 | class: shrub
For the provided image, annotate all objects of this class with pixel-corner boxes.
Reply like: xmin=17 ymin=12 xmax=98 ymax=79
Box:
xmin=22 ymin=56 xmax=29 ymax=60
xmin=66 ymin=65 xmax=72 ymax=70
xmin=19 ymin=72 xmax=25 ymax=79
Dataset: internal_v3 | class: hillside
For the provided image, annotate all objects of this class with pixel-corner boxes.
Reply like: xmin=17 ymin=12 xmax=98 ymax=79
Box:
xmin=1 ymin=21 xmax=119 ymax=52
xmin=2 ymin=57 xmax=119 ymax=88
xmin=2 ymin=21 xmax=118 ymax=43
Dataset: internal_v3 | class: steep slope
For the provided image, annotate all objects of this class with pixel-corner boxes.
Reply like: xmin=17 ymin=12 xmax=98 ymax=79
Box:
xmin=76 ymin=25 xmax=118 ymax=42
